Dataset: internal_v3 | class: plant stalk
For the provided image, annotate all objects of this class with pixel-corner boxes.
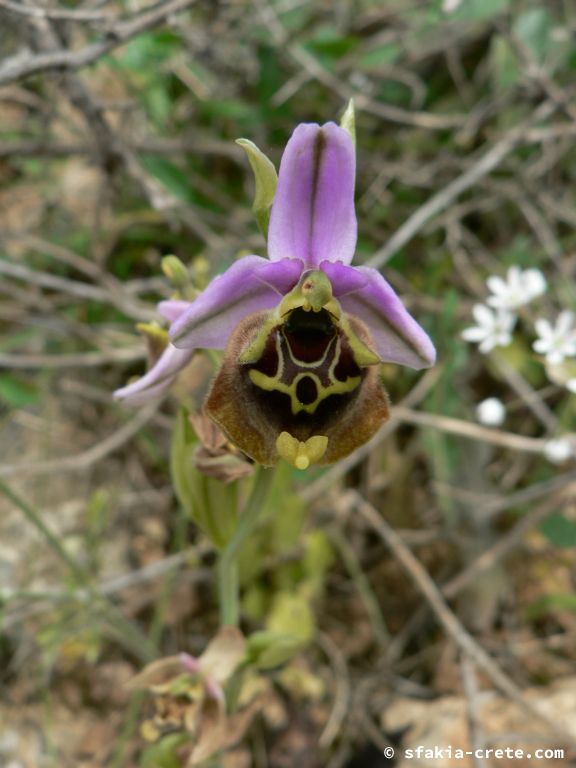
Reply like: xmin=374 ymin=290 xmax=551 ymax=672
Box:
xmin=218 ymin=467 xmax=274 ymax=626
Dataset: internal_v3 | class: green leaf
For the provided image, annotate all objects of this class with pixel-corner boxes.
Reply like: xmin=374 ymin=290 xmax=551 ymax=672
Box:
xmin=116 ymin=30 xmax=181 ymax=72
xmin=513 ymin=9 xmax=553 ymax=65
xmin=140 ymin=733 xmax=190 ymax=768
xmin=0 ymin=375 xmax=39 ymax=408
xmin=236 ymin=138 xmax=278 ymax=238
xmin=141 ymin=157 xmax=196 ymax=204
xmin=527 ymin=593 xmax=576 ymax=619
xmin=451 ymin=0 xmax=509 ymax=22
xmin=170 ymin=408 xmax=237 ymax=549
xmin=304 ymin=25 xmax=357 ymax=59
xmin=358 ymin=43 xmax=402 ymax=69
xmin=303 ymin=530 xmax=334 ymax=590
xmin=246 ymin=630 xmax=303 ymax=670
xmin=539 ymin=512 xmax=576 ymax=549
xmin=490 ymin=36 xmax=520 ymax=91
xmin=266 ymin=590 xmax=315 ymax=644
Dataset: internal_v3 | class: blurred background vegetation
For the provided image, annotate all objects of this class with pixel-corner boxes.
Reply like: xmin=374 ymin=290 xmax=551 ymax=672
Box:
xmin=1 ymin=0 xmax=576 ymax=766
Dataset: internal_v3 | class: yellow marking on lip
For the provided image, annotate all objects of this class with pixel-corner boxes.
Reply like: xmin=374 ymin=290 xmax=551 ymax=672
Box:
xmin=249 ymin=367 xmax=360 ymax=415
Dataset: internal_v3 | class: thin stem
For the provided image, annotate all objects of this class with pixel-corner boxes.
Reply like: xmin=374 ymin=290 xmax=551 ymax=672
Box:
xmin=0 ymin=478 xmax=87 ymax=583
xmin=218 ymin=467 xmax=275 ymax=626
xmin=329 ymin=529 xmax=390 ymax=648
xmin=219 ymin=556 xmax=240 ymax=627
xmin=0 ymin=478 xmax=156 ymax=661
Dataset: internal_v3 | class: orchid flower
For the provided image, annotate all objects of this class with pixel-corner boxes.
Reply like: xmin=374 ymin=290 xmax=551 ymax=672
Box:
xmin=115 ymin=121 xmax=435 ymax=468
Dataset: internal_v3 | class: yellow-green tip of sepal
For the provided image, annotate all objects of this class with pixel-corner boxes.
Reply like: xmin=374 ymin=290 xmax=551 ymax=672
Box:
xmin=340 ymin=99 xmax=356 ymax=148
xmin=276 ymin=432 xmax=328 ymax=470
xmin=135 ymin=322 xmax=169 ymax=362
xmin=236 ymin=138 xmax=278 ymax=238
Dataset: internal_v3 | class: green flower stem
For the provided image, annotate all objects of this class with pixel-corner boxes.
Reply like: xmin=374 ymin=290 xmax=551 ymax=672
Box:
xmin=218 ymin=467 xmax=274 ymax=626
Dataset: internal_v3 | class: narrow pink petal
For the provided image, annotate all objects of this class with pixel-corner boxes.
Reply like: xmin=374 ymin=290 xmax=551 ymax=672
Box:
xmin=170 ymin=256 xmax=301 ymax=349
xmin=267 ymin=123 xmax=357 ymax=267
xmin=339 ymin=266 xmax=436 ymax=369
xmin=113 ymin=344 xmax=194 ymax=405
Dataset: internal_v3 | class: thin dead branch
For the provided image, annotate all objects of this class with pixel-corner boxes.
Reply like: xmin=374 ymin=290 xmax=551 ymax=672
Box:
xmin=443 ymin=490 xmax=576 ymax=599
xmin=365 ymin=99 xmax=558 ymax=269
xmin=352 ymin=490 xmax=576 ymax=750
xmin=0 ymin=401 xmax=158 ymax=477
xmin=0 ymin=0 xmax=199 ymax=86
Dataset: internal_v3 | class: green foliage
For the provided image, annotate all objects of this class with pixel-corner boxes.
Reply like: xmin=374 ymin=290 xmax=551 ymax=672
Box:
xmin=513 ymin=9 xmax=554 ymax=65
xmin=171 ymin=408 xmax=238 ymax=549
xmin=450 ymin=0 xmax=510 ymax=22
xmin=140 ymin=733 xmax=190 ymax=768
xmin=358 ymin=43 xmax=402 ymax=70
xmin=527 ymin=593 xmax=576 ymax=619
xmin=142 ymin=157 xmax=198 ymax=205
xmin=246 ymin=629 xmax=306 ymax=670
xmin=539 ymin=513 xmax=576 ymax=549
xmin=490 ymin=35 xmax=520 ymax=91
xmin=0 ymin=374 xmax=39 ymax=408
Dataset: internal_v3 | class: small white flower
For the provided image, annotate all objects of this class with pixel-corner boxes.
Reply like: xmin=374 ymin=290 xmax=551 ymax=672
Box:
xmin=462 ymin=304 xmax=516 ymax=353
xmin=543 ymin=437 xmax=574 ymax=464
xmin=487 ymin=266 xmax=547 ymax=311
xmin=442 ymin=0 xmax=461 ymax=11
xmin=533 ymin=310 xmax=576 ymax=365
xmin=567 ymin=379 xmax=576 ymax=394
xmin=476 ymin=397 xmax=506 ymax=427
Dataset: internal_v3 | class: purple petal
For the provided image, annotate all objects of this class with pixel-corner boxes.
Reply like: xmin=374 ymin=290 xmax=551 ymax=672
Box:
xmin=170 ymin=255 xmax=302 ymax=349
xmin=254 ymin=257 xmax=304 ymax=294
xmin=158 ymin=300 xmax=191 ymax=322
xmin=339 ymin=266 xmax=436 ymax=369
xmin=113 ymin=344 xmax=194 ymax=405
xmin=267 ymin=123 xmax=357 ymax=268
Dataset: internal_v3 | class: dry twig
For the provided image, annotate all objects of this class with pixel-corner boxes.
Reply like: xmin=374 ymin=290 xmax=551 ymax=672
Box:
xmin=365 ymin=99 xmax=558 ymax=269
xmin=0 ymin=401 xmax=158 ymax=477
xmin=352 ymin=490 xmax=576 ymax=749
xmin=0 ymin=0 xmax=199 ymax=86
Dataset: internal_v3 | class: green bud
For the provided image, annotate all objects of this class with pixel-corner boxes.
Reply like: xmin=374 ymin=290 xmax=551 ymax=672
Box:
xmin=161 ymin=255 xmax=190 ymax=289
xmin=236 ymin=138 xmax=278 ymax=238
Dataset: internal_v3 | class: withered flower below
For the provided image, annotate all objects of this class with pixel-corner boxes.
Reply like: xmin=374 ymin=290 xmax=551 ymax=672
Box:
xmin=128 ymin=627 xmax=258 ymax=766
xmin=115 ymin=121 xmax=435 ymax=468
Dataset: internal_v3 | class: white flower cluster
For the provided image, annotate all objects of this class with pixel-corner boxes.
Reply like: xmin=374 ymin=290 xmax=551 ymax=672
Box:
xmin=465 ymin=267 xmax=576 ymax=456
xmin=462 ymin=266 xmax=576 ymax=370
xmin=462 ymin=266 xmax=547 ymax=354
xmin=486 ymin=266 xmax=546 ymax=311
xmin=464 ymin=265 xmax=576 ymax=440
xmin=462 ymin=305 xmax=516 ymax=353
xmin=533 ymin=311 xmax=576 ymax=365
